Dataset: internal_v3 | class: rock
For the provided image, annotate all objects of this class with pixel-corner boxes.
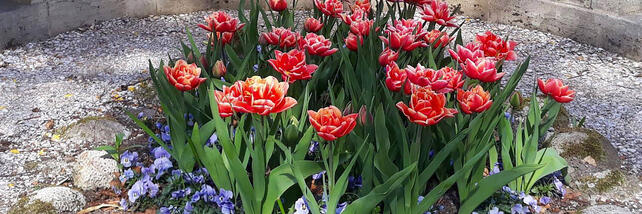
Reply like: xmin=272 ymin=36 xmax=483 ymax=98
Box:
xmin=73 ymin=150 xmax=119 ymax=191
xmin=64 ymin=117 xmax=130 ymax=147
xmin=583 ymin=156 xmax=597 ymax=166
xmin=29 ymin=186 xmax=85 ymax=213
xmin=581 ymin=205 xmax=632 ymax=214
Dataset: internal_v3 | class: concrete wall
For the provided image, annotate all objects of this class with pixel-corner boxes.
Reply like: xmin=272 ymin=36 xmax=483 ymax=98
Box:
xmin=477 ymin=0 xmax=641 ymax=61
xmin=0 ymin=0 xmax=218 ymax=48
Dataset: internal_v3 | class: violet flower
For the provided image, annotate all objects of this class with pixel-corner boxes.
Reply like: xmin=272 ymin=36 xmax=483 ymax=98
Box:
xmin=120 ymin=151 xmax=138 ymax=168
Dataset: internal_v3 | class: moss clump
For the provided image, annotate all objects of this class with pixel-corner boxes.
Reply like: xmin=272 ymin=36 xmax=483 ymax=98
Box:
xmin=23 ymin=161 xmax=39 ymax=172
xmin=8 ymin=198 xmax=56 ymax=214
xmin=595 ymin=170 xmax=624 ymax=193
xmin=560 ymin=130 xmax=605 ymax=161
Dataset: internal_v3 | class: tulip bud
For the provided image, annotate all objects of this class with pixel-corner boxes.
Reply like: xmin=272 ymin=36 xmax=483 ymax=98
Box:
xmin=199 ymin=55 xmax=209 ymax=69
xmin=358 ymin=105 xmax=368 ymax=125
xmin=343 ymin=102 xmax=353 ymax=116
xmin=213 ymin=60 xmax=227 ymax=77
xmin=186 ymin=52 xmax=195 ymax=64
xmin=509 ymin=91 xmax=522 ymax=109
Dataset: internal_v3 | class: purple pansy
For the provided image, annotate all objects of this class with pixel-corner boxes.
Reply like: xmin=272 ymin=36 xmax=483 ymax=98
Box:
xmin=128 ymin=180 xmax=146 ymax=203
xmin=152 ymin=147 xmax=171 ymax=159
xmin=120 ymin=151 xmax=138 ymax=168
xmin=154 ymin=157 xmax=173 ymax=179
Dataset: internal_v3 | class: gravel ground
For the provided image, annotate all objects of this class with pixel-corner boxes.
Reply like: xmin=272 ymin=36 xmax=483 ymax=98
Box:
xmin=0 ymin=10 xmax=640 ymax=212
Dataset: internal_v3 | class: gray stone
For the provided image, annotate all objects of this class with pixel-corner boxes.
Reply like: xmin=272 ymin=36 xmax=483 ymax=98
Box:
xmin=29 ymin=186 xmax=86 ymax=213
xmin=64 ymin=118 xmax=130 ymax=147
xmin=73 ymin=150 xmax=119 ymax=191
xmin=581 ymin=204 xmax=633 ymax=214
xmin=549 ymin=131 xmax=590 ymax=155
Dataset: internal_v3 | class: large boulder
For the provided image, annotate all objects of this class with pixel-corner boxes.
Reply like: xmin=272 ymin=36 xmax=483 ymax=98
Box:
xmin=64 ymin=117 xmax=130 ymax=147
xmin=73 ymin=150 xmax=119 ymax=191
xmin=29 ymin=186 xmax=85 ymax=213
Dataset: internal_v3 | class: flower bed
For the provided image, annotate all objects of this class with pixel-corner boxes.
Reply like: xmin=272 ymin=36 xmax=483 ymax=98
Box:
xmin=104 ymin=0 xmax=576 ymax=213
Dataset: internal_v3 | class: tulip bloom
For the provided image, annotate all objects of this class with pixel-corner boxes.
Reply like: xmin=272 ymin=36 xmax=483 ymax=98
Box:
xmin=448 ymin=43 xmax=484 ymax=64
xmin=537 ymin=78 xmax=575 ymax=103
xmin=308 ymin=106 xmax=358 ymax=141
xmin=261 ymin=27 xmax=301 ymax=48
xmin=269 ymin=0 xmax=288 ymax=11
xmin=405 ymin=63 xmax=449 ymax=92
xmin=350 ymin=19 xmax=374 ymax=37
xmin=380 ymin=19 xmax=428 ymax=51
xmin=385 ymin=62 xmax=407 ymax=92
xmin=457 ymin=85 xmax=493 ymax=114
xmin=462 ymin=57 xmax=505 ymax=82
xmin=402 ymin=0 xmax=432 ymax=6
xmin=163 ymin=60 xmax=206 ymax=91
xmin=213 ymin=76 xmax=297 ymax=117
xmin=353 ymin=0 xmax=371 ymax=13
xmin=396 ymin=87 xmax=458 ymax=126
xmin=339 ymin=8 xmax=366 ymax=26
xmin=314 ymin=0 xmax=344 ymax=17
xmin=439 ymin=67 xmax=464 ymax=93
xmin=379 ymin=48 xmax=399 ymax=66
xmin=300 ymin=33 xmax=338 ymax=57
xmin=419 ymin=0 xmax=458 ymax=27
xmin=268 ymin=49 xmax=319 ymax=83
xmin=475 ymin=31 xmax=518 ymax=61
xmin=198 ymin=11 xmax=245 ymax=33
xmin=213 ymin=60 xmax=226 ymax=77
xmin=424 ymin=30 xmax=451 ymax=49
xmin=304 ymin=18 xmax=324 ymax=32
xmin=345 ymin=33 xmax=363 ymax=51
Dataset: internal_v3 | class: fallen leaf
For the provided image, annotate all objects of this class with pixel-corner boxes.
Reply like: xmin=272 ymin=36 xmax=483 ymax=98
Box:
xmin=10 ymin=149 xmax=19 ymax=154
xmin=45 ymin=120 xmax=55 ymax=129
xmin=7 ymin=183 xmax=14 ymax=188
xmin=51 ymin=134 xmax=61 ymax=141
xmin=38 ymin=149 xmax=45 ymax=156
xmin=0 ymin=106 xmax=6 ymax=110
xmin=583 ymin=156 xmax=597 ymax=166
xmin=64 ymin=94 xmax=73 ymax=98
xmin=128 ymin=86 xmax=135 ymax=92
xmin=32 ymin=107 xmax=40 ymax=112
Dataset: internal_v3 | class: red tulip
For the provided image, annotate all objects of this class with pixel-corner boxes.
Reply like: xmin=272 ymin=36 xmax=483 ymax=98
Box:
xmin=300 ymin=33 xmax=338 ymax=57
xmin=304 ymin=18 xmax=324 ymax=32
xmin=396 ymin=87 xmax=458 ymax=126
xmin=420 ymin=0 xmax=458 ymax=27
xmin=198 ymin=11 xmax=245 ymax=33
xmin=424 ymin=30 xmax=451 ymax=49
xmin=462 ymin=57 xmax=505 ymax=82
xmin=314 ymin=0 xmax=344 ymax=17
xmin=475 ymin=31 xmax=518 ymax=61
xmin=457 ymin=85 xmax=492 ymax=114
xmin=269 ymin=0 xmax=288 ymax=11
xmin=537 ymin=78 xmax=575 ymax=103
xmin=350 ymin=18 xmax=374 ymax=37
xmin=402 ymin=0 xmax=433 ymax=6
xmin=163 ymin=60 xmax=206 ymax=91
xmin=385 ymin=62 xmax=407 ymax=92
xmin=261 ymin=27 xmax=301 ymax=49
xmin=448 ymin=43 xmax=484 ymax=64
xmin=213 ymin=76 xmax=298 ymax=117
xmin=379 ymin=48 xmax=399 ymax=66
xmin=345 ymin=33 xmax=364 ymax=51
xmin=213 ymin=60 xmax=226 ymax=77
xmin=439 ymin=67 xmax=464 ymax=93
xmin=353 ymin=0 xmax=371 ymax=13
xmin=339 ymin=8 xmax=366 ymax=26
xmin=405 ymin=63 xmax=449 ymax=92
xmin=308 ymin=106 xmax=358 ymax=141
xmin=380 ymin=19 xmax=428 ymax=51
xmin=268 ymin=49 xmax=319 ymax=83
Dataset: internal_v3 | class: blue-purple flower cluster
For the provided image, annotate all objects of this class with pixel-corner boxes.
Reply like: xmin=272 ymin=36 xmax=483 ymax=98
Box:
xmin=116 ymin=123 xmax=237 ymax=214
